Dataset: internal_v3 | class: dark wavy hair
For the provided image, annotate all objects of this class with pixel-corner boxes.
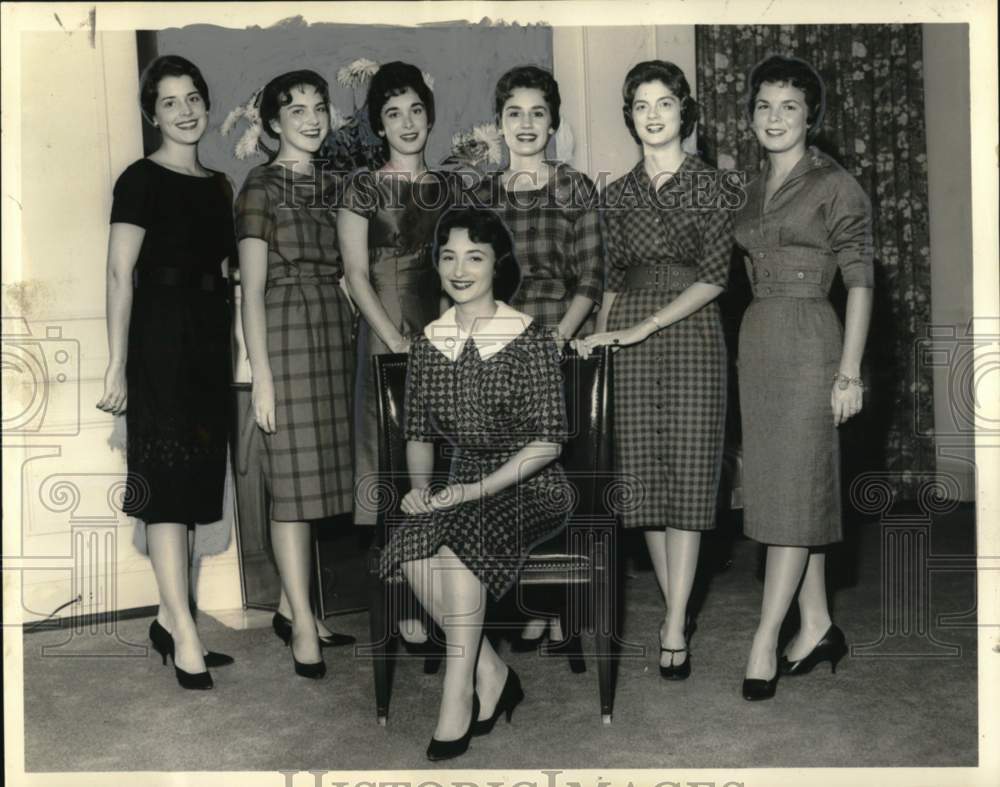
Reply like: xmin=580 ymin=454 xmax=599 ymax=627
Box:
xmin=139 ymin=55 xmax=210 ymax=125
xmin=259 ymin=70 xmax=331 ymax=141
xmin=366 ymin=61 xmax=436 ymax=138
xmin=621 ymin=60 xmax=698 ymax=145
xmin=746 ymin=55 xmax=826 ymax=136
xmin=494 ymin=65 xmax=561 ymax=131
xmin=433 ymin=208 xmax=522 ymax=304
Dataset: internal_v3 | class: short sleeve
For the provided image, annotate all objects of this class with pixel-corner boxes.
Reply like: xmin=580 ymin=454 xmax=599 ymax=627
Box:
xmin=825 ymin=173 xmax=875 ymax=288
xmin=403 ymin=338 xmax=433 ymax=442
xmin=570 ymin=176 xmax=605 ymax=306
xmin=341 ymin=169 xmax=379 ymax=220
xmin=529 ymin=330 xmax=570 ymax=444
xmin=110 ymin=162 xmax=155 ymax=228
xmin=694 ymin=198 xmax=734 ymax=290
xmin=234 ymin=172 xmax=275 ymax=242
xmin=600 ymin=202 xmax=629 ymax=294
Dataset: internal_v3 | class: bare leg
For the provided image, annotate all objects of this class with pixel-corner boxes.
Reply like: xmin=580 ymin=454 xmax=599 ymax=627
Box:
xmin=784 ymin=550 xmax=833 ymax=660
xmin=745 ymin=545 xmax=809 ymax=680
xmin=644 ymin=528 xmax=701 ymax=667
xmin=270 ymin=519 xmax=320 ymax=665
xmin=147 ymin=523 xmax=205 ymax=674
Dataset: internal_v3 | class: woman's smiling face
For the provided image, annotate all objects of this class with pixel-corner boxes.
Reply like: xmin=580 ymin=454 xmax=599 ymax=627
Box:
xmin=500 ymin=86 xmax=553 ymax=158
xmin=631 ymin=80 xmax=684 ymax=148
xmin=751 ymin=81 xmax=809 ymax=155
xmin=379 ymin=87 xmax=430 ymax=156
xmin=272 ymin=84 xmax=330 ymax=155
xmin=152 ymin=75 xmax=208 ymax=145
xmin=437 ymin=227 xmax=496 ymax=308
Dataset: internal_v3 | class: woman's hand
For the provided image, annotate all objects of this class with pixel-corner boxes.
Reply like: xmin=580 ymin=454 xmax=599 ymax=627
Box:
xmin=96 ymin=363 xmax=127 ymax=415
xmin=831 ymin=378 xmax=863 ymax=426
xmin=390 ymin=335 xmax=413 ymax=354
xmin=574 ymin=323 xmax=650 ymax=356
xmin=401 ymin=487 xmax=434 ymax=516
xmin=252 ymin=375 xmax=277 ymax=434
xmin=428 ymin=483 xmax=474 ymax=511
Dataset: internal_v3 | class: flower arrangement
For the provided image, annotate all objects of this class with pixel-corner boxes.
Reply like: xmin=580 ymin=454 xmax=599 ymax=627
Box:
xmin=442 ymin=122 xmax=503 ymax=173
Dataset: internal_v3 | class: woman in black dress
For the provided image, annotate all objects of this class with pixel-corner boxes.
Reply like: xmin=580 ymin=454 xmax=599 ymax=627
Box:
xmin=98 ymin=55 xmax=234 ymax=690
xmin=379 ymin=207 xmax=571 ymax=761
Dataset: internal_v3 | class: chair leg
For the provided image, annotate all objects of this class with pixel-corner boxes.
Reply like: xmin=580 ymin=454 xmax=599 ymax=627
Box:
xmin=592 ymin=537 xmax=614 ymax=724
xmin=546 ymin=603 xmax=587 ymax=674
xmin=368 ymin=564 xmax=391 ymax=725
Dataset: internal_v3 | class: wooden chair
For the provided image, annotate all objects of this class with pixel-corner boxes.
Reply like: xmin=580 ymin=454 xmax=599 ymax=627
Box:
xmin=365 ymin=346 xmax=619 ymax=725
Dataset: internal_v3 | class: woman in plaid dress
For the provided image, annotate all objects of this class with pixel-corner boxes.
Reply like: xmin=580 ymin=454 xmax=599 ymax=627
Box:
xmin=475 ymin=65 xmax=604 ymax=645
xmin=237 ymin=71 xmax=355 ymax=678
xmin=579 ymin=61 xmax=733 ymax=680
xmin=378 ymin=208 xmax=571 ymax=760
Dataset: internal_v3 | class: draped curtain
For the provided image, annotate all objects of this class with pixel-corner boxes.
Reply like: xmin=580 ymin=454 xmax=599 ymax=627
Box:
xmin=696 ymin=24 xmax=935 ymax=497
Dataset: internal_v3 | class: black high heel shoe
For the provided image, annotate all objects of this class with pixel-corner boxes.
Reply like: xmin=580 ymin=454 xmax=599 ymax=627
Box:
xmin=272 ymin=615 xmax=327 ymax=679
xmin=427 ymin=695 xmax=479 ymax=761
xmin=148 ymin=620 xmax=214 ymax=690
xmin=272 ymin=611 xmax=355 ymax=648
xmin=150 ymin=620 xmax=234 ymax=668
xmin=742 ymin=672 xmax=779 ymax=701
xmin=472 ymin=667 xmax=524 ymax=736
xmin=658 ymin=614 xmax=696 ymax=680
xmin=779 ymin=624 xmax=848 ymax=676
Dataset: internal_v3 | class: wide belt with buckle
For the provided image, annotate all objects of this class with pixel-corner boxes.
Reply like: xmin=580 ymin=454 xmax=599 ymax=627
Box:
xmin=622 ymin=264 xmax=697 ymax=292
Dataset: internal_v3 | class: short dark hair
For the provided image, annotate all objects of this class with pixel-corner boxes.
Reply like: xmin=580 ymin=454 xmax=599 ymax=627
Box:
xmin=746 ymin=55 xmax=826 ymax=135
xmin=433 ymin=208 xmax=522 ymax=304
xmin=259 ymin=70 xmax=331 ymax=140
xmin=366 ymin=61 xmax=436 ymax=137
xmin=621 ymin=60 xmax=699 ymax=144
xmin=494 ymin=65 xmax=561 ymax=131
xmin=139 ymin=55 xmax=210 ymax=125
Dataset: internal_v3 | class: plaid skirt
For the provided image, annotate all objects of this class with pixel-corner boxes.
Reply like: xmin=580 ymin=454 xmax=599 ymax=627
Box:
xmin=260 ymin=278 xmax=355 ymax=521
xmin=607 ymin=289 xmax=727 ymax=530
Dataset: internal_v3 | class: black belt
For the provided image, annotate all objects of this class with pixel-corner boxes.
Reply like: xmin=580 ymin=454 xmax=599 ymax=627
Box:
xmin=622 ymin=264 xmax=697 ymax=291
xmin=135 ymin=267 xmax=227 ymax=294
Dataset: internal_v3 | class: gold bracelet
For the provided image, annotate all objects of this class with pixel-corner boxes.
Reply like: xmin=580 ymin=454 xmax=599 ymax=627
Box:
xmin=833 ymin=372 xmax=865 ymax=391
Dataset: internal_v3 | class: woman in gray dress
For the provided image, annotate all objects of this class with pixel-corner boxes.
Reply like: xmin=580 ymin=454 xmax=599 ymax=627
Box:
xmin=733 ymin=56 xmax=874 ymax=700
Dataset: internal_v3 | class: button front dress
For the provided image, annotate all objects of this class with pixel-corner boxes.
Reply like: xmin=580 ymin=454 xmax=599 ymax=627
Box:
xmin=234 ymin=164 xmax=355 ymax=521
xmin=476 ymin=161 xmax=604 ymax=334
xmin=732 ymin=147 xmax=874 ymax=546
xmin=602 ymin=156 xmax=733 ymax=531
xmin=377 ymin=308 xmax=571 ymax=600
xmin=111 ymin=158 xmax=234 ymax=526
xmin=342 ymin=170 xmax=455 ymax=525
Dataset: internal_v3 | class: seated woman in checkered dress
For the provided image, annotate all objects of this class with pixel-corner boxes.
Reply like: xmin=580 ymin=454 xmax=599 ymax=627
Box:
xmin=578 ymin=61 xmax=733 ymax=682
xmin=378 ymin=207 xmax=571 ymax=761
xmin=474 ymin=64 xmax=605 ymax=646
xmin=236 ymin=70 xmax=356 ymax=679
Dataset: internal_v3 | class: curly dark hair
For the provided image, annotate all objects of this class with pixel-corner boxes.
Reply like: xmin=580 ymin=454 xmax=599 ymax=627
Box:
xmin=366 ymin=61 xmax=436 ymax=137
xmin=434 ymin=207 xmax=522 ymax=304
xmin=746 ymin=54 xmax=826 ymax=136
xmin=139 ymin=55 xmax=210 ymax=125
xmin=621 ymin=60 xmax=698 ymax=145
xmin=258 ymin=70 xmax=331 ymax=141
xmin=494 ymin=65 xmax=561 ymax=131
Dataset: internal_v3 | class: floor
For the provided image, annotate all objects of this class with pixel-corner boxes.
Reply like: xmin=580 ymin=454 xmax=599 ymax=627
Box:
xmin=20 ymin=507 xmax=978 ymax=772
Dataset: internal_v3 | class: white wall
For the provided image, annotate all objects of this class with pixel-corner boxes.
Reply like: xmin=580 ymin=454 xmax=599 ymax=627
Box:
xmin=3 ymin=30 xmax=241 ymax=622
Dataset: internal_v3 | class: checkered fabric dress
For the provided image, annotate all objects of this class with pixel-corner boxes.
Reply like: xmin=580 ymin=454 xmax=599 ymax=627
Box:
xmin=474 ymin=162 xmax=604 ymax=334
xmin=603 ymin=156 xmax=732 ymax=531
xmin=378 ymin=317 xmax=571 ymax=601
xmin=235 ymin=164 xmax=354 ymax=521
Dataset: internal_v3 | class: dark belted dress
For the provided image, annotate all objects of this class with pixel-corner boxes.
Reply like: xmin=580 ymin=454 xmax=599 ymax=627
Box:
xmin=601 ymin=156 xmax=733 ymax=530
xmin=733 ymin=147 xmax=874 ymax=546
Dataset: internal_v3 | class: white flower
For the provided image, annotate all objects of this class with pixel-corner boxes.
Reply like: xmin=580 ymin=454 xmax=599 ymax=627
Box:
xmin=220 ymin=106 xmax=243 ymax=137
xmin=472 ymin=122 xmax=503 ymax=164
xmin=422 ymin=71 xmax=435 ymax=91
xmin=337 ymin=58 xmax=379 ymax=88
xmin=715 ymin=53 xmax=730 ymax=69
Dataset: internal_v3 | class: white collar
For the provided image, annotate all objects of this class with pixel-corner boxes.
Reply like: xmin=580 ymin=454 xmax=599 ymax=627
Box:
xmin=424 ymin=301 xmax=533 ymax=362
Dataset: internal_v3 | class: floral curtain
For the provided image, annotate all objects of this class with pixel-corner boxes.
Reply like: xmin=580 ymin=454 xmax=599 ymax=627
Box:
xmin=696 ymin=24 xmax=935 ymax=499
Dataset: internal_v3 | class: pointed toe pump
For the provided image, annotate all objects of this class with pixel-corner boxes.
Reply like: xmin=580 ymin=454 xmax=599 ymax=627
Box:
xmin=779 ymin=624 xmax=848 ymax=676
xmin=272 ymin=611 xmax=355 ymax=648
xmin=472 ymin=668 xmax=525 ymax=736
xmin=427 ymin=695 xmax=479 ymax=761
xmin=148 ymin=620 xmax=215 ymax=690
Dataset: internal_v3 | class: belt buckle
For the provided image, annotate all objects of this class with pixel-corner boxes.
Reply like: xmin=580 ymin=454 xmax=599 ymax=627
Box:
xmin=653 ymin=267 xmax=664 ymax=289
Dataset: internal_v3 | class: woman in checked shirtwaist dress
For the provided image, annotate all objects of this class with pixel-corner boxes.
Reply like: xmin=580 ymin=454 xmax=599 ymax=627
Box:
xmin=476 ymin=64 xmax=604 ymax=645
xmin=579 ymin=61 xmax=733 ymax=681
xmin=237 ymin=71 xmax=355 ymax=679
xmin=735 ymin=56 xmax=873 ymax=701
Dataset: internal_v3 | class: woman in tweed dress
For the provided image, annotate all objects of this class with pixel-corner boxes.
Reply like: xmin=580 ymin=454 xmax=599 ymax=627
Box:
xmin=579 ymin=61 xmax=733 ymax=680
xmin=379 ymin=208 xmax=571 ymax=760
xmin=237 ymin=71 xmax=355 ymax=678
xmin=477 ymin=64 xmax=604 ymax=645
xmin=734 ymin=56 xmax=873 ymax=701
